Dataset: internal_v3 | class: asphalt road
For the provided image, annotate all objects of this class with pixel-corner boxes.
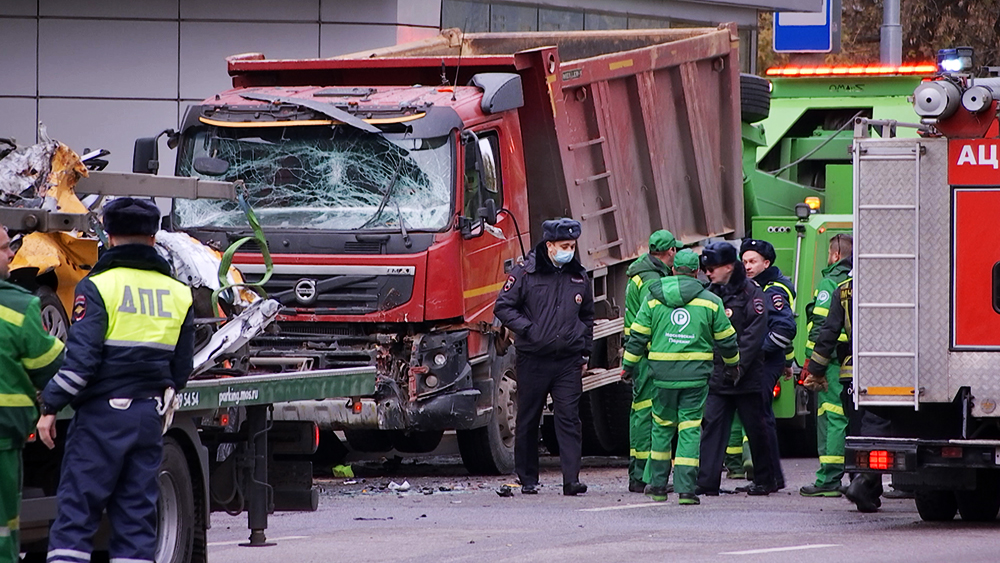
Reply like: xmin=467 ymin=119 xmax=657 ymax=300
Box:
xmin=206 ymin=456 xmax=1000 ymax=563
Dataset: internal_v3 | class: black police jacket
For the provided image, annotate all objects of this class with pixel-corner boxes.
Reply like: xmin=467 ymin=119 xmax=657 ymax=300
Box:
xmin=708 ymin=264 xmax=768 ymax=394
xmin=494 ymin=242 xmax=595 ymax=360
xmin=754 ymin=266 xmax=797 ymax=360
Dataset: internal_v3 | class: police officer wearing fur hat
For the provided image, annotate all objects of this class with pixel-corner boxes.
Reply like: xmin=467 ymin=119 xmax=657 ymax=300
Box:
xmin=695 ymin=242 xmax=777 ymax=496
xmin=735 ymin=238 xmax=796 ymax=490
xmin=37 ymin=198 xmax=195 ymax=563
xmin=495 ymin=218 xmax=594 ymax=495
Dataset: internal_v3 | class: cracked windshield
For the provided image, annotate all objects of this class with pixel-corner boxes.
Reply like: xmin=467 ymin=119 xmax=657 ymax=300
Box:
xmin=174 ymin=126 xmax=453 ymax=231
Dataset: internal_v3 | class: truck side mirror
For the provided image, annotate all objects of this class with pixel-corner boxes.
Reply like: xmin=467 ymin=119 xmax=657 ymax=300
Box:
xmin=133 ymin=137 xmax=159 ymax=175
xmin=478 ymin=198 xmax=498 ymax=226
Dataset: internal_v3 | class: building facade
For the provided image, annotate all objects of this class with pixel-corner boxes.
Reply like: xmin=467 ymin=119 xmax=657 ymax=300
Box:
xmin=0 ymin=0 xmax=817 ymax=172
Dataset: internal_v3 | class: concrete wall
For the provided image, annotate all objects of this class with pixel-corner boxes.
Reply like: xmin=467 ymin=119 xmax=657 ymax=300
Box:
xmin=0 ymin=0 xmax=441 ymax=173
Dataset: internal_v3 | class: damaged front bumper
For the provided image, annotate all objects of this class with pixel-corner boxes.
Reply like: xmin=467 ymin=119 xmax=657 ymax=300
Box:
xmin=264 ymin=328 xmax=490 ymax=432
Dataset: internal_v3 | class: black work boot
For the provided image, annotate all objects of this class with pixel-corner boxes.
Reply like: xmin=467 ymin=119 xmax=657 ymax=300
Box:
xmin=629 ymin=479 xmax=647 ymax=493
xmin=678 ymin=493 xmax=700 ymax=505
xmin=845 ymin=475 xmax=882 ymax=513
xmin=563 ymin=482 xmax=588 ymax=496
xmin=644 ymin=484 xmax=669 ymax=502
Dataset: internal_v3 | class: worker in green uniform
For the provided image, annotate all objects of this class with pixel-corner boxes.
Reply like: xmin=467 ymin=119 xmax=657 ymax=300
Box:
xmin=800 ymin=234 xmax=853 ymax=497
xmin=0 ymin=224 xmax=65 ymax=563
xmin=622 ymin=249 xmax=740 ymax=505
xmin=622 ymin=230 xmax=683 ymax=493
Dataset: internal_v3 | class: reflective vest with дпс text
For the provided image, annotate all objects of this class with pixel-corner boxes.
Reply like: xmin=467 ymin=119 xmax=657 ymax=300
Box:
xmin=91 ymin=268 xmax=191 ymax=350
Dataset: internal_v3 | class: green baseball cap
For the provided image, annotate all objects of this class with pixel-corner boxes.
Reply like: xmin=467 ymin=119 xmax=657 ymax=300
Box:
xmin=673 ymin=249 xmax=700 ymax=274
xmin=649 ymin=230 xmax=683 ymax=252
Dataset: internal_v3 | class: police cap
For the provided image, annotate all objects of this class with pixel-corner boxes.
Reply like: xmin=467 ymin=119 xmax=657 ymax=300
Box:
xmin=739 ymin=238 xmax=776 ymax=264
xmin=102 ymin=197 xmax=160 ymax=236
xmin=700 ymin=242 xmax=738 ymax=269
xmin=542 ymin=218 xmax=582 ymax=242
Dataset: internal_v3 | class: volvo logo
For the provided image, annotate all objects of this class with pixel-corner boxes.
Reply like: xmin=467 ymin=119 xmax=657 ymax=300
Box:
xmin=766 ymin=226 xmax=792 ymax=233
xmin=294 ymin=279 xmax=317 ymax=304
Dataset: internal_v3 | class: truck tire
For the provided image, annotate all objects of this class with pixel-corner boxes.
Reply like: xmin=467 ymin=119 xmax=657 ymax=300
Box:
xmin=741 ymin=73 xmax=771 ymax=124
xmin=914 ymin=490 xmax=958 ymax=522
xmin=540 ymin=415 xmax=559 ymax=456
xmin=155 ymin=438 xmax=195 ymax=563
xmin=956 ymin=471 xmax=1000 ymax=522
xmin=580 ymin=384 xmax=630 ymax=456
xmin=36 ymin=286 xmax=69 ymax=341
xmin=458 ymin=352 xmax=516 ymax=475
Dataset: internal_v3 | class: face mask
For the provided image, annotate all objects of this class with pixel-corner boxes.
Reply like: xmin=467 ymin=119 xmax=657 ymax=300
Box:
xmin=552 ymin=249 xmax=574 ymax=265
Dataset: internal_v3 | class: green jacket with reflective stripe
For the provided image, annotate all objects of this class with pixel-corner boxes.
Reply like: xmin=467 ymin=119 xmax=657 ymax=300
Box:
xmin=624 ymin=253 xmax=672 ymax=338
xmin=0 ymin=280 xmax=64 ymax=449
xmin=622 ymin=275 xmax=739 ymax=388
xmin=805 ymin=258 xmax=852 ymax=357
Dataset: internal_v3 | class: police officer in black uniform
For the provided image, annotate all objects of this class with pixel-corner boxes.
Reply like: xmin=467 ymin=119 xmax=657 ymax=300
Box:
xmin=494 ymin=218 xmax=594 ymax=495
xmin=37 ymin=198 xmax=195 ymax=563
xmin=741 ymin=238 xmax=796 ymax=490
xmin=696 ymin=242 xmax=776 ymax=496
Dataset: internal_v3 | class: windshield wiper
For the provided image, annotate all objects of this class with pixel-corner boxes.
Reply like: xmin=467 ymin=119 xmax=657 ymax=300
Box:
xmin=394 ymin=202 xmax=412 ymax=248
xmin=239 ymin=91 xmax=380 ymax=134
xmin=359 ymin=157 xmax=405 ymax=229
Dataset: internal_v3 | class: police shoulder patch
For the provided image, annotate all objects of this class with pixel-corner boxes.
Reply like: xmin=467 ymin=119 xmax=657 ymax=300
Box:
xmin=503 ymin=275 xmax=516 ymax=292
xmin=73 ymin=294 xmax=86 ymax=322
xmin=725 ymin=308 xmax=733 ymax=318
xmin=771 ymin=293 xmax=784 ymax=311
xmin=753 ymin=298 xmax=765 ymax=315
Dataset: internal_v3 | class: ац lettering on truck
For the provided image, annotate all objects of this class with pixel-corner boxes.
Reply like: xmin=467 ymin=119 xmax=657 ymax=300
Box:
xmin=151 ymin=27 xmax=743 ymax=474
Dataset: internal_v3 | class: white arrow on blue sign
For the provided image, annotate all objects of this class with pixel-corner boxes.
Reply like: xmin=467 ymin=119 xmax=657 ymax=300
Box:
xmin=774 ymin=0 xmax=839 ymax=53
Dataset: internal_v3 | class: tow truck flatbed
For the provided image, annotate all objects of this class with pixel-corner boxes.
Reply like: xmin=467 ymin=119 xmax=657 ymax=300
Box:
xmin=180 ymin=366 xmax=376 ymax=411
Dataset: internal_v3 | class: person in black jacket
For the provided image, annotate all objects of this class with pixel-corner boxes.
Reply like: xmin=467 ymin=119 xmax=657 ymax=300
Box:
xmin=696 ymin=242 xmax=776 ymax=496
xmin=494 ymin=218 xmax=594 ymax=496
xmin=37 ymin=199 xmax=195 ymax=563
xmin=741 ymin=238 xmax=796 ymax=490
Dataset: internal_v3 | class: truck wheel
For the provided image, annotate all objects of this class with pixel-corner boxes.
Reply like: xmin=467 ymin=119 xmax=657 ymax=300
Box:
xmin=914 ymin=490 xmax=958 ymax=522
xmin=956 ymin=471 xmax=1000 ymax=522
xmin=579 ymin=383 xmax=631 ymax=456
xmin=344 ymin=430 xmax=394 ymax=452
xmin=458 ymin=352 xmax=516 ymax=475
xmin=540 ymin=415 xmax=559 ymax=455
xmin=740 ymin=73 xmax=771 ymax=124
xmin=155 ymin=438 xmax=195 ymax=563
xmin=36 ymin=286 xmax=69 ymax=341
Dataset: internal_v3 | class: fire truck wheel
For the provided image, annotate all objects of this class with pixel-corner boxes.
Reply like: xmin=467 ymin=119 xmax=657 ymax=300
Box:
xmin=956 ymin=471 xmax=1000 ymax=522
xmin=156 ymin=438 xmax=195 ymax=563
xmin=458 ymin=352 xmax=516 ymax=475
xmin=36 ymin=286 xmax=69 ymax=342
xmin=914 ymin=490 xmax=957 ymax=522
xmin=740 ymin=73 xmax=771 ymax=124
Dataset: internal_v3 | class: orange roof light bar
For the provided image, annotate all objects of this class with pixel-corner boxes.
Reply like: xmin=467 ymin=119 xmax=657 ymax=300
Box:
xmin=766 ymin=64 xmax=938 ymax=77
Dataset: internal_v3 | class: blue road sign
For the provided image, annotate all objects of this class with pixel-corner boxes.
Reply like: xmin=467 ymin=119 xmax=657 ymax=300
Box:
xmin=774 ymin=0 xmax=835 ymax=53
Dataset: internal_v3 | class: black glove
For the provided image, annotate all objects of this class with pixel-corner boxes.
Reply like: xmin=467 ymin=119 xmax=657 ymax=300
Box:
xmin=621 ymin=367 xmax=633 ymax=384
xmin=724 ymin=364 xmax=742 ymax=386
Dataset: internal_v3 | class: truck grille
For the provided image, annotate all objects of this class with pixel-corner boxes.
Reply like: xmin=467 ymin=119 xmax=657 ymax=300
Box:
xmin=242 ymin=269 xmax=414 ymax=315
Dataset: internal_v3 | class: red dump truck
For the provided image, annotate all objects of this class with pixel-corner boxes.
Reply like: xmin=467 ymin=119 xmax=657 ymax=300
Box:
xmin=140 ymin=26 xmax=744 ymax=473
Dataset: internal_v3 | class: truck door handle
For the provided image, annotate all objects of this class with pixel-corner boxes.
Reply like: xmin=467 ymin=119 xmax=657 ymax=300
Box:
xmin=993 ymin=262 xmax=1000 ymax=314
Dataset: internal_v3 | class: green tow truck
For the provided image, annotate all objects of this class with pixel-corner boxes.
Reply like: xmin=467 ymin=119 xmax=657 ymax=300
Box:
xmin=741 ymin=65 xmax=929 ymax=454
xmin=5 ymin=155 xmax=378 ymax=563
